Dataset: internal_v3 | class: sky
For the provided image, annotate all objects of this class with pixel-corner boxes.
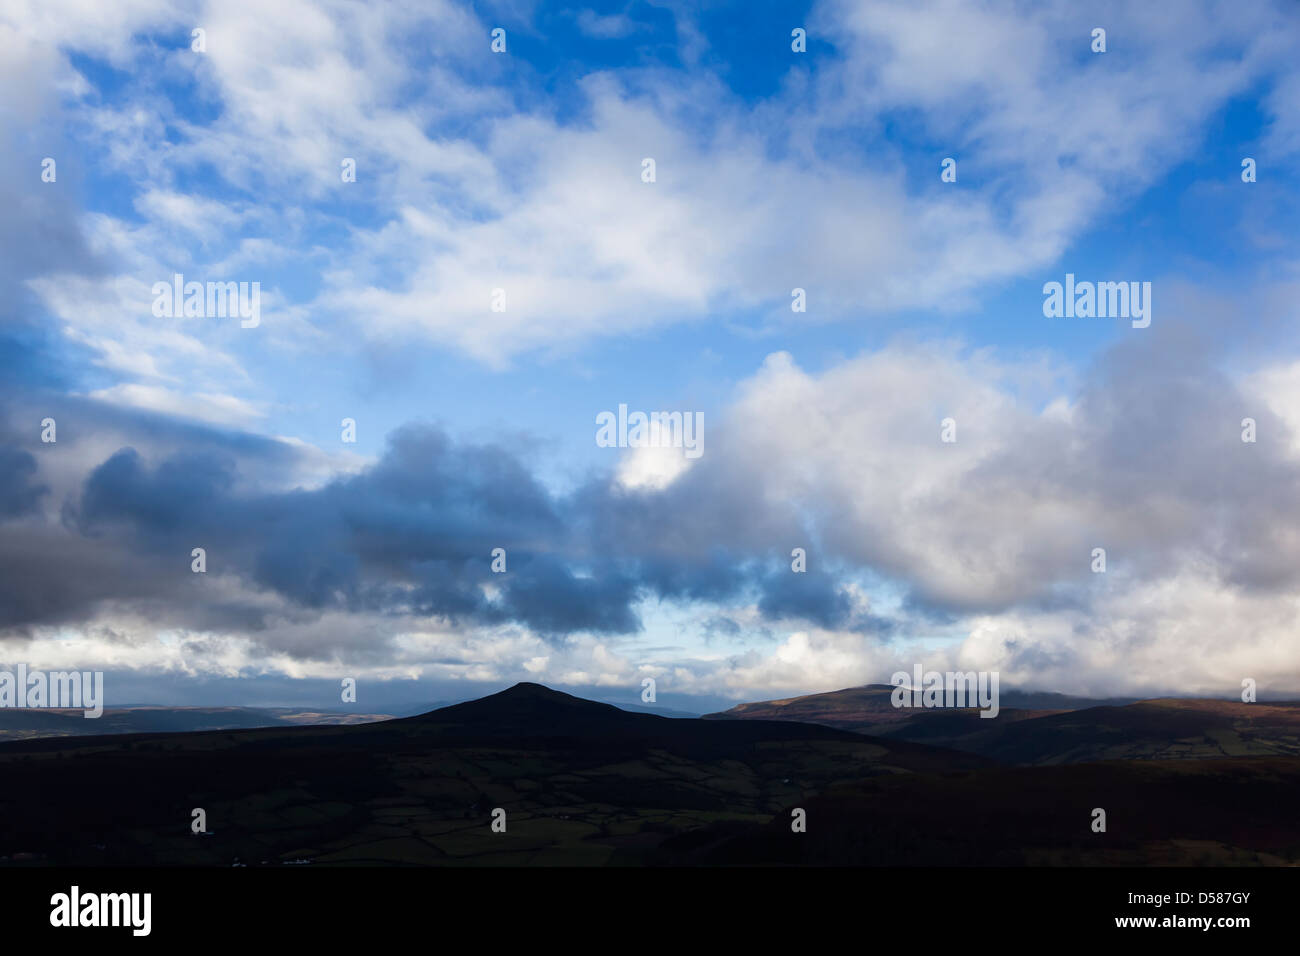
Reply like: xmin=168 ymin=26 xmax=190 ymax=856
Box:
xmin=2 ymin=0 xmax=1299 ymax=714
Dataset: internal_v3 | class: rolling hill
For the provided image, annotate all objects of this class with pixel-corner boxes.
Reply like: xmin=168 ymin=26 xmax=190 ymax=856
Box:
xmin=654 ymin=755 xmax=1300 ymax=866
xmin=0 ymin=683 xmax=989 ymax=866
xmin=706 ymin=685 xmax=1300 ymax=765
xmin=3 ymin=682 xmax=1297 ymax=867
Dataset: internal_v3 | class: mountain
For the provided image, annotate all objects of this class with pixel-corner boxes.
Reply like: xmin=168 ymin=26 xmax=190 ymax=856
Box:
xmin=2 ymin=682 xmax=1296 ymax=867
xmin=897 ymin=698 xmax=1300 ymax=764
xmin=0 ymin=682 xmax=990 ymax=867
xmin=407 ymin=681 xmax=650 ymax=736
xmin=403 ymin=682 xmax=962 ymax=752
xmin=706 ymin=685 xmax=1300 ymax=765
xmin=704 ymin=683 xmax=1062 ymax=737
xmin=705 ymin=684 xmax=1135 ymax=732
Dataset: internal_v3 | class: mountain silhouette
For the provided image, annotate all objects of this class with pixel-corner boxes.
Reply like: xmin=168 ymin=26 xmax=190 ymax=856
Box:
xmin=407 ymin=682 xmax=651 ymax=735
xmin=1 ymin=682 xmax=1297 ymax=867
xmin=0 ymin=682 xmax=988 ymax=866
xmin=400 ymin=682 xmax=988 ymax=766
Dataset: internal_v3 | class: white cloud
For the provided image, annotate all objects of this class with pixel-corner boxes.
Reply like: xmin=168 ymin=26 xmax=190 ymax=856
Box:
xmin=574 ymin=9 xmax=638 ymax=39
xmin=85 ymin=383 xmax=266 ymax=427
xmin=21 ymin=0 xmax=1294 ymax=367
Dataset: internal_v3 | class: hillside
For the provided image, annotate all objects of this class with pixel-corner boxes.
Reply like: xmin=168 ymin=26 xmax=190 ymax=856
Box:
xmin=0 ymin=683 xmax=988 ymax=866
xmin=3 ymin=682 xmax=1296 ymax=867
xmin=654 ymin=755 xmax=1300 ymax=866
xmin=706 ymin=685 xmax=1300 ymax=764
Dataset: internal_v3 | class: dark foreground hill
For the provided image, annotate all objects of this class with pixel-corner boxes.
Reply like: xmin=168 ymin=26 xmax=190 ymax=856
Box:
xmin=1 ymin=683 xmax=1296 ymax=866
xmin=0 ymin=683 xmax=987 ymax=866
xmin=655 ymin=756 xmax=1300 ymax=866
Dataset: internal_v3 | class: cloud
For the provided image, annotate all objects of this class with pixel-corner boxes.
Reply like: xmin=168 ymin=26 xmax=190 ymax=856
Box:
xmin=0 ymin=446 xmax=48 ymax=519
xmin=574 ymin=9 xmax=639 ymax=39
xmin=86 ymin=384 xmax=266 ymax=427
xmin=4 ymin=0 xmax=1300 ymax=701
xmin=1 ymin=304 xmax=1296 ymax=691
xmin=18 ymin=0 xmax=1296 ymax=372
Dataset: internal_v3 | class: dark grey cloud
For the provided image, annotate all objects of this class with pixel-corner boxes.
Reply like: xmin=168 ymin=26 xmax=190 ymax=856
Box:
xmin=0 ymin=404 xmax=863 ymax=647
xmin=0 ymin=446 xmax=46 ymax=519
xmin=7 ymin=312 xmax=1300 ymax=655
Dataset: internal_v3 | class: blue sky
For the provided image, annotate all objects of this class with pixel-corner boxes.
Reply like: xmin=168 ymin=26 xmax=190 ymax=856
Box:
xmin=2 ymin=0 xmax=1300 ymax=712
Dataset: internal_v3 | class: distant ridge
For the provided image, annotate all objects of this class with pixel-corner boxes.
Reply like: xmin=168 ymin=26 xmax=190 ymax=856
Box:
xmin=705 ymin=684 xmax=1300 ymax=764
xmin=0 ymin=705 xmax=393 ymax=742
xmin=707 ymin=683 xmax=1138 ymax=722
